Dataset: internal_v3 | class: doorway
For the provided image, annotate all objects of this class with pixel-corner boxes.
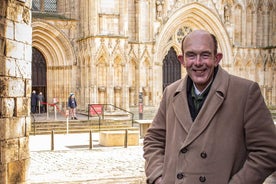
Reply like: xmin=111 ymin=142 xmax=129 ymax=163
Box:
xmin=162 ymin=47 xmax=181 ymax=91
xmin=32 ymin=47 xmax=47 ymax=107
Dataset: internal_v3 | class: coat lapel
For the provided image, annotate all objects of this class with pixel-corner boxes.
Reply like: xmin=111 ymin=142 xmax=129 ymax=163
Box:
xmin=173 ymin=66 xmax=229 ymax=147
xmin=173 ymin=89 xmax=193 ymax=133
xmin=183 ymin=88 xmax=225 ymax=147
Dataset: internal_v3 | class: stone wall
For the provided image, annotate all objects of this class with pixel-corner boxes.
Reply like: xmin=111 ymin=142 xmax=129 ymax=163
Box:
xmin=0 ymin=0 xmax=32 ymax=183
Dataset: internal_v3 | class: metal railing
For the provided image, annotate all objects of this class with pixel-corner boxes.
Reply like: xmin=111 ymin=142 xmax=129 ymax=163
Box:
xmin=31 ymin=103 xmax=134 ymax=135
xmin=88 ymin=104 xmax=134 ymax=131
xmin=31 ymin=101 xmax=65 ymax=135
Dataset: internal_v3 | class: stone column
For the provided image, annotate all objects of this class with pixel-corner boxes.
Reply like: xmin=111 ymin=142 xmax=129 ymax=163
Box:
xmin=143 ymin=87 xmax=149 ymax=106
xmin=119 ymin=0 xmax=128 ymax=36
xmin=129 ymin=87 xmax=135 ymax=106
xmin=114 ymin=86 xmax=121 ymax=108
xmin=272 ymin=73 xmax=276 ymax=105
xmin=0 ymin=0 xmax=32 ymax=183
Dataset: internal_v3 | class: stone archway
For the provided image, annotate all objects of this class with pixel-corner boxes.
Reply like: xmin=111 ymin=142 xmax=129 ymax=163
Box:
xmin=32 ymin=47 xmax=47 ymax=108
xmin=156 ymin=3 xmax=232 ymax=65
xmin=32 ymin=21 xmax=76 ymax=105
xmin=154 ymin=2 xmax=233 ymax=102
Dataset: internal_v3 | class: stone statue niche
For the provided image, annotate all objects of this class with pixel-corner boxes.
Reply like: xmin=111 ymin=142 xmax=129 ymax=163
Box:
xmin=224 ymin=4 xmax=231 ymax=23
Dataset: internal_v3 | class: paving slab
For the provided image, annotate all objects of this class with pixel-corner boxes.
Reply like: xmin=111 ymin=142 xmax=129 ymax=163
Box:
xmin=29 ymin=133 xmax=146 ymax=183
xmin=28 ymin=113 xmax=276 ymax=184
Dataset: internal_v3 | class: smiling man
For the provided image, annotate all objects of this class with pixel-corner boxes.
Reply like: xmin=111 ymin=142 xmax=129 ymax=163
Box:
xmin=143 ymin=30 xmax=276 ymax=184
xmin=181 ymin=30 xmax=222 ymax=92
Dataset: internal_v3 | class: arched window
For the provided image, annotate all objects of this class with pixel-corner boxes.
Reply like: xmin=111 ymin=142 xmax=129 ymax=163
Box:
xmin=234 ymin=4 xmax=242 ymax=46
xmin=246 ymin=5 xmax=253 ymax=46
xmin=32 ymin=0 xmax=57 ymax=12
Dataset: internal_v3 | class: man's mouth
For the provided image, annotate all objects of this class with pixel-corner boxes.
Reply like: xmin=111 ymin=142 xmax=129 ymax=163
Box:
xmin=193 ymin=68 xmax=206 ymax=75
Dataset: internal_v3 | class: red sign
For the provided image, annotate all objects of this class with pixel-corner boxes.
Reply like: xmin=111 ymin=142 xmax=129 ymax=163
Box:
xmin=90 ymin=104 xmax=103 ymax=115
xmin=139 ymin=103 xmax=143 ymax=113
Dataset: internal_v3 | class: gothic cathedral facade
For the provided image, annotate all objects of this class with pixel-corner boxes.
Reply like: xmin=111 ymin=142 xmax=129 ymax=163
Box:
xmin=32 ymin=0 xmax=276 ymax=116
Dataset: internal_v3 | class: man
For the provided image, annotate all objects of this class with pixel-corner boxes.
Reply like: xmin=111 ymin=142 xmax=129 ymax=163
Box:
xmin=31 ymin=90 xmax=37 ymax=113
xmin=37 ymin=92 xmax=45 ymax=113
xmin=143 ymin=30 xmax=276 ymax=183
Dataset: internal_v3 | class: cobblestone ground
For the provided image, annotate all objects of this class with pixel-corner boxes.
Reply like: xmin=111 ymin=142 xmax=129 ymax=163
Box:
xmin=29 ymin=133 xmax=146 ymax=184
xmin=29 ymin=145 xmax=276 ymax=184
xmin=28 ymin=125 xmax=276 ymax=184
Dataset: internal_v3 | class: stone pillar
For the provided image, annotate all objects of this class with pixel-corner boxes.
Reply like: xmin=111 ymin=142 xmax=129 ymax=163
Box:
xmin=119 ymin=0 xmax=128 ymax=36
xmin=0 ymin=0 xmax=32 ymax=183
xmin=114 ymin=86 xmax=121 ymax=108
xmin=143 ymin=87 xmax=149 ymax=106
xmin=129 ymin=87 xmax=135 ymax=106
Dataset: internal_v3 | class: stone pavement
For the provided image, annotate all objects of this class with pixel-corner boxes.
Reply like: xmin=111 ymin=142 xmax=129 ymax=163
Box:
xmin=28 ymin=112 xmax=276 ymax=184
xmin=29 ymin=133 xmax=276 ymax=184
xmin=29 ymin=133 xmax=146 ymax=184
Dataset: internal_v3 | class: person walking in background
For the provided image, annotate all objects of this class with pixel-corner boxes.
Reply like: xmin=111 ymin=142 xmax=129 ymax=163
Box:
xmin=37 ymin=92 xmax=45 ymax=113
xmin=31 ymin=90 xmax=37 ymax=113
xmin=143 ymin=30 xmax=276 ymax=184
xmin=68 ymin=93 xmax=77 ymax=120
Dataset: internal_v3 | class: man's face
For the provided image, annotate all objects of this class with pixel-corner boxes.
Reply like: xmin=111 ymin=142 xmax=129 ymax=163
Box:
xmin=178 ymin=31 xmax=222 ymax=91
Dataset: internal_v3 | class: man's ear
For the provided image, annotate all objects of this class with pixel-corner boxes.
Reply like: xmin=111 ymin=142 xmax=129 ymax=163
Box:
xmin=215 ymin=53 xmax=223 ymax=66
xmin=178 ymin=55 xmax=184 ymax=65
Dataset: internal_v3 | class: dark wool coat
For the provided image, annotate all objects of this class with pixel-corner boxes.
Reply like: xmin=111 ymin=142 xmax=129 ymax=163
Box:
xmin=31 ymin=92 xmax=37 ymax=106
xmin=68 ymin=96 xmax=77 ymax=108
xmin=143 ymin=66 xmax=276 ymax=184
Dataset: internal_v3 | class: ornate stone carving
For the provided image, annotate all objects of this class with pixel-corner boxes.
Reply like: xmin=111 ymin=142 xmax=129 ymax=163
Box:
xmin=98 ymin=86 xmax=106 ymax=92
xmin=114 ymin=86 xmax=121 ymax=91
xmin=23 ymin=8 xmax=30 ymax=24
xmin=224 ymin=4 xmax=231 ymax=23
xmin=156 ymin=0 xmax=164 ymax=20
xmin=176 ymin=26 xmax=192 ymax=43
xmin=129 ymin=86 xmax=135 ymax=92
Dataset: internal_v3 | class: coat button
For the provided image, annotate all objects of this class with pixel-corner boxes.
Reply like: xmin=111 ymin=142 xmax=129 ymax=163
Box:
xmin=199 ymin=176 xmax=206 ymax=182
xmin=200 ymin=152 xmax=207 ymax=159
xmin=177 ymin=172 xmax=184 ymax=179
xmin=180 ymin=147 xmax=188 ymax=153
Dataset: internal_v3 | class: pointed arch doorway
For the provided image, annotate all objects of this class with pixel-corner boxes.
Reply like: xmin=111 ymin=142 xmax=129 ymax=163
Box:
xmin=32 ymin=47 xmax=47 ymax=105
xmin=162 ymin=47 xmax=181 ymax=91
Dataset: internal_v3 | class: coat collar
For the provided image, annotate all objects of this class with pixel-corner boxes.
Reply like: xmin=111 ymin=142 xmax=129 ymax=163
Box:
xmin=172 ymin=65 xmax=229 ymax=147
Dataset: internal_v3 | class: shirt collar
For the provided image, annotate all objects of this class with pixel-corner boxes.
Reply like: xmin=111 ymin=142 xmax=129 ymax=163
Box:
xmin=193 ymin=79 xmax=213 ymax=96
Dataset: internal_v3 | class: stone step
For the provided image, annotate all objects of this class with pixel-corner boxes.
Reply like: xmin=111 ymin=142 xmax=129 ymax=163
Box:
xmin=30 ymin=119 xmax=137 ymax=135
xmin=30 ymin=126 xmax=139 ymax=135
xmin=32 ymin=119 xmax=133 ymax=126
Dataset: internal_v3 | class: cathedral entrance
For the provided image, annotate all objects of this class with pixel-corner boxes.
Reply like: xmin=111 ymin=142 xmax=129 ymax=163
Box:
xmin=162 ymin=47 xmax=181 ymax=91
xmin=32 ymin=47 xmax=47 ymax=105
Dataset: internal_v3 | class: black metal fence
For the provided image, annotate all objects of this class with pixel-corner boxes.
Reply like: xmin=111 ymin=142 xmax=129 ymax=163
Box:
xmin=88 ymin=103 xmax=135 ymax=130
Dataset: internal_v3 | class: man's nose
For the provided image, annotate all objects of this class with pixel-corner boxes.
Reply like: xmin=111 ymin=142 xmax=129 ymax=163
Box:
xmin=194 ymin=55 xmax=202 ymax=65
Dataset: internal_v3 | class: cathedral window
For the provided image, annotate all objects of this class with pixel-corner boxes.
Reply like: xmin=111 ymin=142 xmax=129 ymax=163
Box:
xmin=32 ymin=0 xmax=57 ymax=12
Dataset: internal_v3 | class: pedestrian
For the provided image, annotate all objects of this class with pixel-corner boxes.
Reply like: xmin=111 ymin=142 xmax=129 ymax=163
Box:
xmin=31 ymin=90 xmax=37 ymax=113
xmin=68 ymin=93 xmax=77 ymax=120
xmin=37 ymin=92 xmax=45 ymax=113
xmin=143 ymin=30 xmax=276 ymax=184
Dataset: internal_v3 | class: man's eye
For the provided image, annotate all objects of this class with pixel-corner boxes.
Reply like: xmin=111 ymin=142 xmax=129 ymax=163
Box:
xmin=201 ymin=53 xmax=211 ymax=59
xmin=186 ymin=53 xmax=196 ymax=59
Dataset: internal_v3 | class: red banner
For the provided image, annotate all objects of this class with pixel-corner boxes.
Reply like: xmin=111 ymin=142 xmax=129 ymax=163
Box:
xmin=90 ymin=104 xmax=103 ymax=115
